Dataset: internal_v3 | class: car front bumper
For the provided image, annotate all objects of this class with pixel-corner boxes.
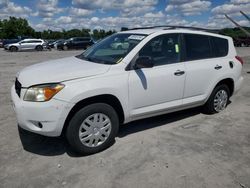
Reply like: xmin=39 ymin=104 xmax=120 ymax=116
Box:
xmin=11 ymin=86 xmax=74 ymax=137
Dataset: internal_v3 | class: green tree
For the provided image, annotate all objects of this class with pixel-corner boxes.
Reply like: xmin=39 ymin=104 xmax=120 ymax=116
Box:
xmin=1 ymin=17 xmax=35 ymax=39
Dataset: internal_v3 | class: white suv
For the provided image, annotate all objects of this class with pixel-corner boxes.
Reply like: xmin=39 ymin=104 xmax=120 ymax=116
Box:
xmin=5 ymin=39 xmax=46 ymax=52
xmin=11 ymin=27 xmax=244 ymax=154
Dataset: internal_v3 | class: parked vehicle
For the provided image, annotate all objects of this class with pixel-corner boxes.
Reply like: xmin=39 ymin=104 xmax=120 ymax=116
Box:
xmin=46 ymin=40 xmax=56 ymax=48
xmin=11 ymin=27 xmax=243 ymax=154
xmin=57 ymin=37 xmax=94 ymax=50
xmin=3 ymin=39 xmax=21 ymax=47
xmin=0 ymin=39 xmax=3 ymax=48
xmin=4 ymin=39 xmax=46 ymax=52
xmin=53 ymin=39 xmax=65 ymax=49
xmin=233 ymin=37 xmax=250 ymax=47
xmin=111 ymin=40 xmax=129 ymax=49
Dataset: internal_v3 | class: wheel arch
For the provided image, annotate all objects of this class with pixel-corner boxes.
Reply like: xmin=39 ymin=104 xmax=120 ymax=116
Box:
xmin=10 ymin=45 xmax=18 ymax=51
xmin=215 ymin=78 xmax=234 ymax=97
xmin=62 ymin=94 xmax=125 ymax=136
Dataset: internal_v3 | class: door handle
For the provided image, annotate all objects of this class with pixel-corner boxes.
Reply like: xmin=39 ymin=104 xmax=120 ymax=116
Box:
xmin=174 ymin=70 xmax=185 ymax=76
xmin=214 ymin=65 xmax=222 ymax=70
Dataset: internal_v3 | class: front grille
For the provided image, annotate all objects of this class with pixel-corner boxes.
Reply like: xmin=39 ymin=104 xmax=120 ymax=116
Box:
xmin=15 ymin=78 xmax=22 ymax=97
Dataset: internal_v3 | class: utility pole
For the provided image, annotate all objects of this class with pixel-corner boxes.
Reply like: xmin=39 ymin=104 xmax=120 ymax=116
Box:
xmin=240 ymin=11 xmax=250 ymax=22
xmin=225 ymin=14 xmax=250 ymax=37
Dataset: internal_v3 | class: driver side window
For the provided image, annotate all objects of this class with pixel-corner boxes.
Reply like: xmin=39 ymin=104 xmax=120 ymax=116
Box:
xmin=139 ymin=34 xmax=181 ymax=66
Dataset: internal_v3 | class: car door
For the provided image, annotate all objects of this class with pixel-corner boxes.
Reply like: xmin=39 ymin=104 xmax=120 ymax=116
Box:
xmin=19 ymin=41 xmax=30 ymax=50
xmin=182 ymin=34 xmax=228 ymax=105
xmin=27 ymin=40 xmax=38 ymax=50
xmin=128 ymin=33 xmax=186 ymax=119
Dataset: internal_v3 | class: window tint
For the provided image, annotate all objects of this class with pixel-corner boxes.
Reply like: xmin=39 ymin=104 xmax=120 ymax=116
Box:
xmin=138 ymin=34 xmax=180 ymax=66
xmin=211 ymin=37 xmax=228 ymax=57
xmin=24 ymin=40 xmax=42 ymax=43
xmin=184 ymin=34 xmax=212 ymax=61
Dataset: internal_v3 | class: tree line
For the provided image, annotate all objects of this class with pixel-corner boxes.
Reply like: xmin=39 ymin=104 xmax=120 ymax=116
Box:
xmin=0 ymin=17 xmax=249 ymax=40
xmin=0 ymin=17 xmax=116 ymax=40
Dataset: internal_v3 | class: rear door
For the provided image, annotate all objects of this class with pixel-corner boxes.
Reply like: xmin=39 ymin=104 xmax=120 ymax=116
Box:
xmin=182 ymin=34 xmax=229 ymax=104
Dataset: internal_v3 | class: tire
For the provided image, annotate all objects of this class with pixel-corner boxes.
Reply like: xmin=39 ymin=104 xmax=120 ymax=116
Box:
xmin=36 ymin=45 xmax=43 ymax=51
xmin=66 ymin=103 xmax=119 ymax=155
xmin=203 ymin=84 xmax=230 ymax=114
xmin=63 ymin=45 xmax=68 ymax=50
xmin=10 ymin=46 xmax=18 ymax=52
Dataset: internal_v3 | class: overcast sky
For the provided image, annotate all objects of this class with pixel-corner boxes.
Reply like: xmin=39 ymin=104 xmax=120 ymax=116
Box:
xmin=0 ymin=0 xmax=249 ymax=31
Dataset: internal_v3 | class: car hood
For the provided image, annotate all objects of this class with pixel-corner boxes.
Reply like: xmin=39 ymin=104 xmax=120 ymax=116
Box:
xmin=17 ymin=56 xmax=111 ymax=87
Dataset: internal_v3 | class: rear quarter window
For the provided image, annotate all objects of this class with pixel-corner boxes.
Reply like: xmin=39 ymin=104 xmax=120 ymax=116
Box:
xmin=211 ymin=37 xmax=229 ymax=57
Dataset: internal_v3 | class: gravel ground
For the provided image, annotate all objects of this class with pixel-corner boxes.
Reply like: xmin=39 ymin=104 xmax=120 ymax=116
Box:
xmin=0 ymin=48 xmax=250 ymax=188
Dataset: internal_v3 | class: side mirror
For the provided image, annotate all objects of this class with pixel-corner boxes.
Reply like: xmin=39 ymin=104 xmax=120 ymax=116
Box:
xmin=134 ymin=56 xmax=153 ymax=69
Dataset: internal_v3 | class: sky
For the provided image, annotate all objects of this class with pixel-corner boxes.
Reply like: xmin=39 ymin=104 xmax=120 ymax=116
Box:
xmin=0 ymin=0 xmax=249 ymax=31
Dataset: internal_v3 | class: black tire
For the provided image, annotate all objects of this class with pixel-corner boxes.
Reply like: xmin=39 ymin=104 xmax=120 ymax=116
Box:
xmin=10 ymin=46 xmax=18 ymax=52
xmin=63 ymin=45 xmax=68 ymax=50
xmin=66 ymin=103 xmax=119 ymax=155
xmin=36 ymin=45 xmax=43 ymax=51
xmin=203 ymin=84 xmax=230 ymax=114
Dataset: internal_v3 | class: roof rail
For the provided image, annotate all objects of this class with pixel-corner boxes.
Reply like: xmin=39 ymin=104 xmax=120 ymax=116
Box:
xmin=128 ymin=25 xmax=220 ymax=33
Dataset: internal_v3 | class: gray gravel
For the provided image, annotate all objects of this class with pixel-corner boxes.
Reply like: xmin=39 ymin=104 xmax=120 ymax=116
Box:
xmin=0 ymin=48 xmax=250 ymax=188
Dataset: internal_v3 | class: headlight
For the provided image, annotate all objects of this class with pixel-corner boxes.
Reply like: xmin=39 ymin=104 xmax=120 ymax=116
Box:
xmin=24 ymin=83 xmax=64 ymax=102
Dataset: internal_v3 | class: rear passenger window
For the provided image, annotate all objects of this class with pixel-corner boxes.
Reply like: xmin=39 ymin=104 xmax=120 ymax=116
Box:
xmin=211 ymin=37 xmax=228 ymax=57
xmin=138 ymin=34 xmax=180 ymax=66
xmin=184 ymin=34 xmax=212 ymax=61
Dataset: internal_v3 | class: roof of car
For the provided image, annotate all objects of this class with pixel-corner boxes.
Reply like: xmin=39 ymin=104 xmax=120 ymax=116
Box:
xmin=22 ymin=38 xmax=43 ymax=41
xmin=119 ymin=27 xmax=229 ymax=39
xmin=120 ymin=28 xmax=164 ymax=35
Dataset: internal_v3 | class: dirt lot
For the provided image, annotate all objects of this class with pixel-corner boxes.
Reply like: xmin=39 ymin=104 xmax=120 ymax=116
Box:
xmin=0 ymin=48 xmax=250 ymax=188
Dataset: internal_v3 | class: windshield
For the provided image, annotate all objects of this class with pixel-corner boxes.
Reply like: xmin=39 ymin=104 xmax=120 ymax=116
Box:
xmin=77 ymin=33 xmax=147 ymax=65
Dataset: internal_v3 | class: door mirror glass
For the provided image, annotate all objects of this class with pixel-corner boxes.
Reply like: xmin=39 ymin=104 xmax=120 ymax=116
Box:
xmin=134 ymin=56 xmax=153 ymax=69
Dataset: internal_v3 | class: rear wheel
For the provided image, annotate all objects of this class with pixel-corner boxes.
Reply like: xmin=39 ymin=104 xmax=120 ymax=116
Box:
xmin=10 ymin=46 xmax=18 ymax=52
xmin=36 ymin=45 xmax=43 ymax=51
xmin=66 ymin=103 xmax=119 ymax=155
xmin=203 ymin=84 xmax=230 ymax=114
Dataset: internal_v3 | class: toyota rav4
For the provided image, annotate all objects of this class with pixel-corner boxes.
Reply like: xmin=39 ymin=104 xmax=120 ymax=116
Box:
xmin=11 ymin=27 xmax=244 ymax=154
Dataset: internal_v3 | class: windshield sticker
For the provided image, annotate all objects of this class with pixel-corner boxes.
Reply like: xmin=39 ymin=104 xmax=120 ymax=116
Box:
xmin=175 ymin=44 xmax=179 ymax=53
xmin=128 ymin=35 xmax=145 ymax=41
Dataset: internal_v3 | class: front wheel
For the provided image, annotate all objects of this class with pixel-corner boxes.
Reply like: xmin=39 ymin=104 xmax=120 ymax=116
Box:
xmin=66 ymin=103 xmax=119 ymax=155
xmin=10 ymin=46 xmax=18 ymax=52
xmin=203 ymin=84 xmax=230 ymax=114
xmin=63 ymin=45 xmax=68 ymax=50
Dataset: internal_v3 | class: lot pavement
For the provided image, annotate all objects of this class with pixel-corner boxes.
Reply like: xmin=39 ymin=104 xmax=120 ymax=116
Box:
xmin=0 ymin=48 xmax=250 ymax=188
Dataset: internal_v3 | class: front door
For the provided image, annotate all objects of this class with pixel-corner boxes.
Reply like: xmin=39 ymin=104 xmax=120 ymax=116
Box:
xmin=128 ymin=33 xmax=186 ymax=119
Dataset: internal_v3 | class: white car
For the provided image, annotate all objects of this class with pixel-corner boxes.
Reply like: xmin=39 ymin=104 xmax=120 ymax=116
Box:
xmin=111 ymin=41 xmax=129 ymax=49
xmin=5 ymin=39 xmax=46 ymax=52
xmin=11 ymin=27 xmax=244 ymax=154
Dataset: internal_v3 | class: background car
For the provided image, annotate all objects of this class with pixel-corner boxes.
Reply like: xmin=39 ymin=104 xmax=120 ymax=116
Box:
xmin=49 ymin=39 xmax=65 ymax=49
xmin=57 ymin=37 xmax=94 ymax=50
xmin=2 ymin=39 xmax=21 ymax=47
xmin=0 ymin=39 xmax=3 ymax=48
xmin=233 ymin=37 xmax=250 ymax=47
xmin=4 ymin=39 xmax=46 ymax=52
